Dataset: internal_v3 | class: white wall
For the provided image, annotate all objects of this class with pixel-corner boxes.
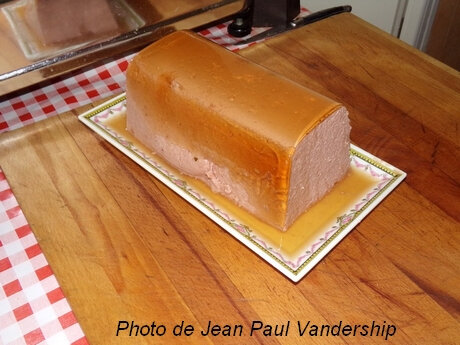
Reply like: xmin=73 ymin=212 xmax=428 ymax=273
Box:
xmin=300 ymin=0 xmax=438 ymax=49
xmin=301 ymin=0 xmax=402 ymax=34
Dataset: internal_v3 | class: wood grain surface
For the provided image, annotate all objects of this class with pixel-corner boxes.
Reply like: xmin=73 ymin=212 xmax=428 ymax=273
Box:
xmin=0 ymin=13 xmax=459 ymax=345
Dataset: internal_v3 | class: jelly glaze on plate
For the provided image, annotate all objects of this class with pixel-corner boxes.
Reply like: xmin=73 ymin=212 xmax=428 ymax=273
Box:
xmin=79 ymin=93 xmax=406 ymax=282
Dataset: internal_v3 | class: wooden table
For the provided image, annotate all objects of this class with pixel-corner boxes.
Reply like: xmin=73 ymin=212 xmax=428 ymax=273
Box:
xmin=1 ymin=13 xmax=459 ymax=345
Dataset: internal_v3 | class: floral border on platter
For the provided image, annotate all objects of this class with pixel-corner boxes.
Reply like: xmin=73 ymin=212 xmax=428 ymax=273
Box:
xmin=83 ymin=95 xmax=403 ymax=275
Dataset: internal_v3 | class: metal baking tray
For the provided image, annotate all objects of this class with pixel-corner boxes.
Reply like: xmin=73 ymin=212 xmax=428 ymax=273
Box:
xmin=0 ymin=0 xmax=243 ymax=97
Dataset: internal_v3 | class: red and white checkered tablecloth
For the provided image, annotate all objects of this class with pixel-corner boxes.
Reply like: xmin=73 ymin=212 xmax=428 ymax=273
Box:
xmin=0 ymin=56 xmax=132 ymax=134
xmin=0 ymin=8 xmax=309 ymax=135
xmin=0 ymin=169 xmax=88 ymax=345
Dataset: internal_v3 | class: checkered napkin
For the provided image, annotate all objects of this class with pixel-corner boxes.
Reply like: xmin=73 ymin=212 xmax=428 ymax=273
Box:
xmin=0 ymin=169 xmax=88 ymax=345
xmin=0 ymin=8 xmax=309 ymax=135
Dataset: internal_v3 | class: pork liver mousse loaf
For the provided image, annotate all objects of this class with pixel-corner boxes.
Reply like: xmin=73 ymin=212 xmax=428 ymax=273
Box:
xmin=126 ymin=31 xmax=351 ymax=231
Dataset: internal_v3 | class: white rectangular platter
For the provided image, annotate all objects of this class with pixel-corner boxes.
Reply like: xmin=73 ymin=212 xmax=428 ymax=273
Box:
xmin=79 ymin=93 xmax=406 ymax=282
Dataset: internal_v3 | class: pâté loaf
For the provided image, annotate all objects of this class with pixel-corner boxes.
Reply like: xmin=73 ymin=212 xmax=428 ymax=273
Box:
xmin=126 ymin=30 xmax=351 ymax=230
